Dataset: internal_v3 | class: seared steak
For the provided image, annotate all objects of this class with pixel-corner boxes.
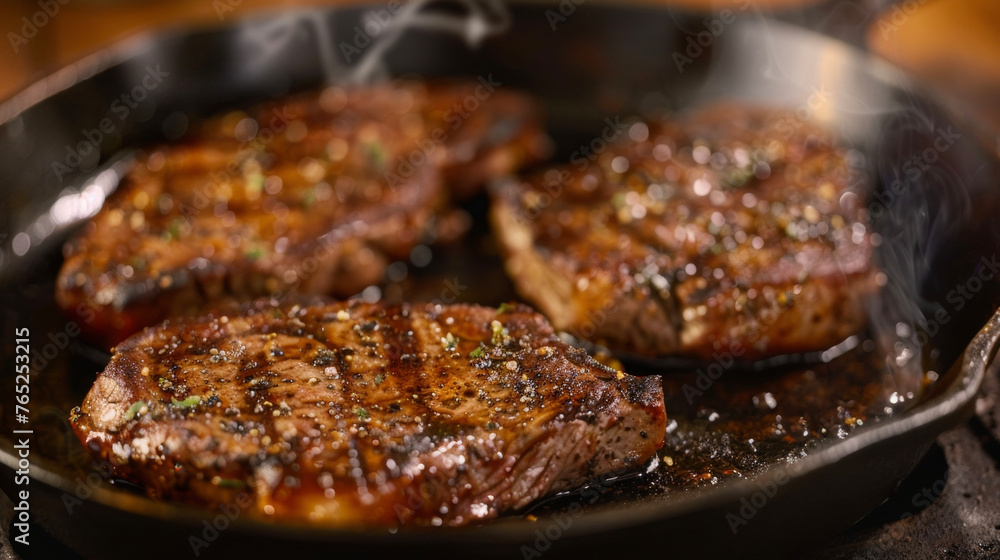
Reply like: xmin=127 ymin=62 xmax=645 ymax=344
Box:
xmin=491 ymin=105 xmax=876 ymax=360
xmin=70 ymin=300 xmax=665 ymax=526
xmin=56 ymin=81 xmax=550 ymax=348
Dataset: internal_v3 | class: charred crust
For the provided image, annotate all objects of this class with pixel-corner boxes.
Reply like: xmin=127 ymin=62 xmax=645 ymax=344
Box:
xmin=70 ymin=300 xmax=665 ymax=526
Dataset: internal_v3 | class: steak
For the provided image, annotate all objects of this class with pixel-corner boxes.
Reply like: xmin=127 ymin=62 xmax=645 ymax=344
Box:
xmin=56 ymin=81 xmax=550 ymax=349
xmin=70 ymin=300 xmax=666 ymax=526
xmin=491 ymin=105 xmax=877 ymax=360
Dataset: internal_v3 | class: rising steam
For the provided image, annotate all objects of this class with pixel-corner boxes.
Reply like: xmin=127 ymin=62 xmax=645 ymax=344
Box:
xmin=235 ymin=0 xmax=510 ymax=85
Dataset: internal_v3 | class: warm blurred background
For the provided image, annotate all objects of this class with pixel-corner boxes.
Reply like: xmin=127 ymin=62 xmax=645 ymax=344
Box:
xmin=2 ymin=0 xmax=1000 ymax=125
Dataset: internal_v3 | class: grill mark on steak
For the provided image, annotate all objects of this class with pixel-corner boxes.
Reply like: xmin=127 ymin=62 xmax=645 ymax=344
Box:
xmin=491 ymin=104 xmax=877 ymax=360
xmin=56 ymin=81 xmax=550 ymax=349
xmin=69 ymin=300 xmax=665 ymax=526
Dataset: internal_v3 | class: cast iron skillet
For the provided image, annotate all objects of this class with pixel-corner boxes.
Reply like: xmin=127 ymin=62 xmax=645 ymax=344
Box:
xmin=2 ymin=2 xmax=1000 ymax=558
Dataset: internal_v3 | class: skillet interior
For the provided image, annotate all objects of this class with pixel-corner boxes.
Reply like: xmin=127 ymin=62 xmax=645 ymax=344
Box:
xmin=2 ymin=3 xmax=1000 ymax=558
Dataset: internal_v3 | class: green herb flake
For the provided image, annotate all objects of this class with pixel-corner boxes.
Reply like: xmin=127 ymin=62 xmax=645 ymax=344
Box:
xmin=215 ymin=478 xmax=246 ymax=489
xmin=374 ymin=373 xmax=385 ymax=386
xmin=127 ymin=255 xmax=148 ymax=271
xmin=486 ymin=421 xmax=498 ymax=431
xmin=162 ymin=218 xmax=185 ymax=241
xmin=354 ymin=406 xmax=370 ymax=420
xmin=170 ymin=395 xmax=202 ymax=408
xmin=611 ymin=192 xmax=627 ymax=209
xmin=441 ymin=332 xmax=457 ymax=351
xmin=496 ymin=303 xmax=512 ymax=314
xmin=469 ymin=346 xmax=484 ymax=359
xmin=301 ymin=188 xmax=317 ymax=208
xmin=245 ymin=247 xmax=264 ymax=261
xmin=721 ymin=168 xmax=753 ymax=190
xmin=245 ymin=172 xmax=264 ymax=196
xmin=490 ymin=320 xmax=508 ymax=346
xmin=364 ymin=141 xmax=386 ymax=168
xmin=124 ymin=401 xmax=147 ymax=421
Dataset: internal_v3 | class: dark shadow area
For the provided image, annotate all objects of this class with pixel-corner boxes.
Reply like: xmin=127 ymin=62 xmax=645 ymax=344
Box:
xmin=836 ymin=441 xmax=949 ymax=534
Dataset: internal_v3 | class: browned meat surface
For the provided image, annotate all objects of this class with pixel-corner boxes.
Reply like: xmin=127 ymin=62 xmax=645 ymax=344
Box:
xmin=69 ymin=300 xmax=665 ymax=526
xmin=491 ymin=105 xmax=876 ymax=360
xmin=56 ymin=81 xmax=550 ymax=349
